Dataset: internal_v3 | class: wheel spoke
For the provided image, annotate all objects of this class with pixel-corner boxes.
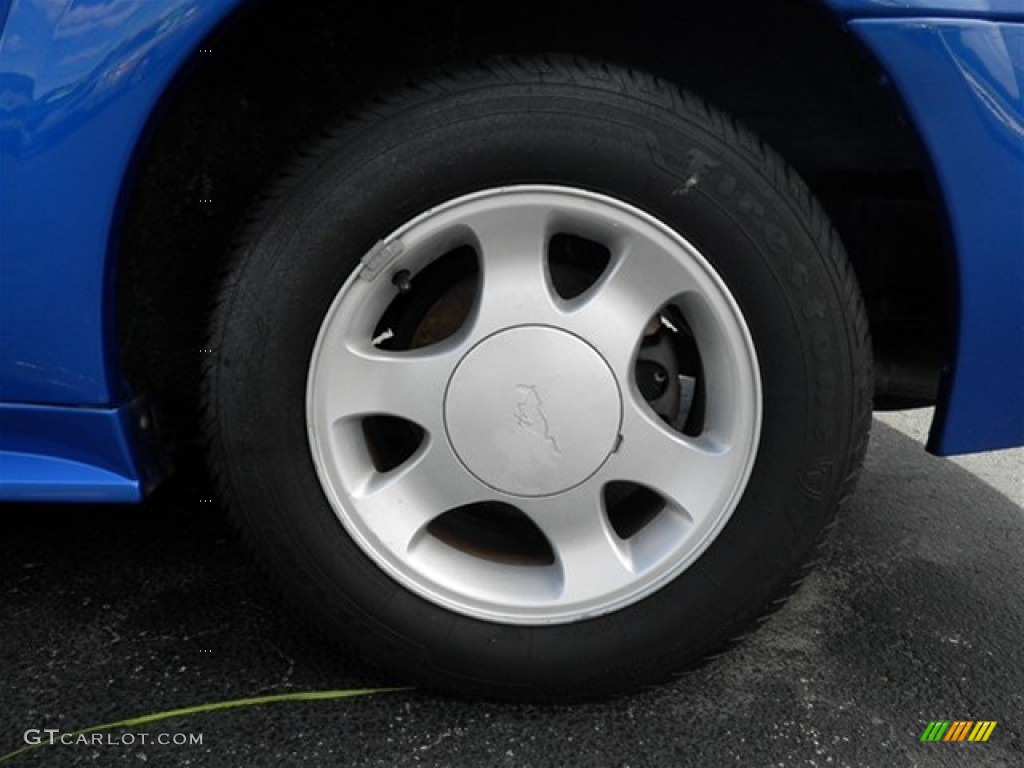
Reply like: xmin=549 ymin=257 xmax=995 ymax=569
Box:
xmin=608 ymin=399 xmax=740 ymax=528
xmin=314 ymin=340 xmax=460 ymax=434
xmin=567 ymin=237 xmax=699 ymax=375
xmin=353 ymin=437 xmax=484 ymax=557
xmin=466 ymin=205 xmax=560 ymax=333
xmin=518 ymin=487 xmax=636 ymax=605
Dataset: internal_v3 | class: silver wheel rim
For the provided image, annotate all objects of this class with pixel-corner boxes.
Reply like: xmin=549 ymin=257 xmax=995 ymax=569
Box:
xmin=307 ymin=186 xmax=762 ymax=624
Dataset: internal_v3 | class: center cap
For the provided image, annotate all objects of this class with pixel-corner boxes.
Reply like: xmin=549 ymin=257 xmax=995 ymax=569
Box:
xmin=445 ymin=326 xmax=622 ymax=497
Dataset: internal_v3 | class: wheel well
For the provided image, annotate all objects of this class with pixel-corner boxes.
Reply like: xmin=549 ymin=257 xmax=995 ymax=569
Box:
xmin=119 ymin=0 xmax=951 ymax=457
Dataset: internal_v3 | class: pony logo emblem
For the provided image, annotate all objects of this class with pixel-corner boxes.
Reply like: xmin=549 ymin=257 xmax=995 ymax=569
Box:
xmin=514 ymin=385 xmax=562 ymax=455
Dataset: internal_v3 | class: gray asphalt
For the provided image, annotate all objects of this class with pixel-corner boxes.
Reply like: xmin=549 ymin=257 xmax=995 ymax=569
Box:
xmin=1 ymin=412 xmax=1022 ymax=767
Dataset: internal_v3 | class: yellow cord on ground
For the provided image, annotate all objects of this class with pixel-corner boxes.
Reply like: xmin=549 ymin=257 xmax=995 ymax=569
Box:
xmin=0 ymin=687 xmax=412 ymax=764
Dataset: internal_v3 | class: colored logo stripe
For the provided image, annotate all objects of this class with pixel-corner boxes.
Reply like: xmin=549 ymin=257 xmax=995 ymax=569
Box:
xmin=944 ymin=721 xmax=972 ymax=741
xmin=921 ymin=721 xmax=950 ymax=742
xmin=920 ymin=721 xmax=996 ymax=742
xmin=971 ymin=722 xmax=998 ymax=742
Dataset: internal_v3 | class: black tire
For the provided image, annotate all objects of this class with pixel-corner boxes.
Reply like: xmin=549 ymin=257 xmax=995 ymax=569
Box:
xmin=205 ymin=57 xmax=871 ymax=701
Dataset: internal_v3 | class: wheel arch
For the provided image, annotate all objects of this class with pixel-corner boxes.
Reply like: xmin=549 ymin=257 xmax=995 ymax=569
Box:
xmin=114 ymin=0 xmax=958 ymax=460
xmin=0 ymin=0 xmax=246 ymax=408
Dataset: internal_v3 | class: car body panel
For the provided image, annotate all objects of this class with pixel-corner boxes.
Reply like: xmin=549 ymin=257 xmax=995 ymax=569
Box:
xmin=0 ymin=0 xmax=1021 ymax=500
xmin=0 ymin=0 xmax=240 ymax=406
xmin=0 ymin=0 xmax=241 ymax=500
xmin=848 ymin=18 xmax=1024 ymax=454
xmin=829 ymin=1 xmax=1024 ymax=21
xmin=0 ymin=398 xmax=162 ymax=501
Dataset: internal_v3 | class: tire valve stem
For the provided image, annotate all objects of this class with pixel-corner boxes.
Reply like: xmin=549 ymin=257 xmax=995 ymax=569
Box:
xmin=392 ymin=269 xmax=413 ymax=294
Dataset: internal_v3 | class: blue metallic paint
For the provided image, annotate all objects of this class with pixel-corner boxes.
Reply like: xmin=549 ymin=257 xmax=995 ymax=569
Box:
xmin=848 ymin=17 xmax=1024 ymax=454
xmin=0 ymin=0 xmax=242 ymax=501
xmin=0 ymin=0 xmax=1021 ymax=501
xmin=0 ymin=398 xmax=162 ymax=501
xmin=0 ymin=0 xmax=241 ymax=405
xmin=829 ymin=1 xmax=1024 ymax=21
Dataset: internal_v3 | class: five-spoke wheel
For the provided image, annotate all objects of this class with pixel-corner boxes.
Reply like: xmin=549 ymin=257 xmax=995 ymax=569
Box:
xmin=307 ymin=186 xmax=761 ymax=623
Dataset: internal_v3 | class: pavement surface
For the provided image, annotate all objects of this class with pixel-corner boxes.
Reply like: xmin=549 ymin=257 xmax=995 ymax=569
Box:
xmin=1 ymin=409 xmax=1022 ymax=767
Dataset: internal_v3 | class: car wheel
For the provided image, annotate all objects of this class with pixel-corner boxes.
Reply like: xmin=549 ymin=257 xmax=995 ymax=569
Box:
xmin=205 ymin=57 xmax=871 ymax=700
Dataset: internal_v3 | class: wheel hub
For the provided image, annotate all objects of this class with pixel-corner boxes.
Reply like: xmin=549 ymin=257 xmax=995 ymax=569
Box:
xmin=444 ymin=326 xmax=622 ymax=497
